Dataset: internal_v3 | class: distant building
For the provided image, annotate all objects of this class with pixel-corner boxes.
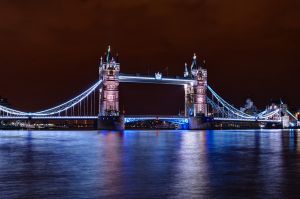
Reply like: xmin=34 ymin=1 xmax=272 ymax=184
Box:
xmin=240 ymin=99 xmax=258 ymax=115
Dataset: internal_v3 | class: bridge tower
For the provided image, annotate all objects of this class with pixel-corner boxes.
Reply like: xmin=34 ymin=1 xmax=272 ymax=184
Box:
xmin=184 ymin=54 xmax=208 ymax=117
xmin=98 ymin=46 xmax=124 ymax=130
xmin=99 ymin=46 xmax=120 ymax=116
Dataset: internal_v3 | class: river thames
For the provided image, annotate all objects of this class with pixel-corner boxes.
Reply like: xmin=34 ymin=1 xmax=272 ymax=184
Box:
xmin=0 ymin=130 xmax=300 ymax=198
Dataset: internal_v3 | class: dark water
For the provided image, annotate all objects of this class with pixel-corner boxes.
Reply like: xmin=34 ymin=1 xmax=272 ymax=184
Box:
xmin=0 ymin=130 xmax=300 ymax=199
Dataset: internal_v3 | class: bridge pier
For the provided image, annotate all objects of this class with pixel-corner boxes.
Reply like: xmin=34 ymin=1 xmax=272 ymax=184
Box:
xmin=97 ymin=116 xmax=124 ymax=131
xmin=188 ymin=116 xmax=211 ymax=130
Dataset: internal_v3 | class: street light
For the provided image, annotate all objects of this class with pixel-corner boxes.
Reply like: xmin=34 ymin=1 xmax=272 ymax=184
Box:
xmin=296 ymin=112 xmax=300 ymax=120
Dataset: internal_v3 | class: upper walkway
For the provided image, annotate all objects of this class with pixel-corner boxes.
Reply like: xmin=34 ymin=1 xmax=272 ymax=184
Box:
xmin=119 ymin=74 xmax=194 ymax=85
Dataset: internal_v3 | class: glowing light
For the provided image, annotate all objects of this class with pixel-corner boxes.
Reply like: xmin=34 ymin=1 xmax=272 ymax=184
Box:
xmin=0 ymin=74 xmax=295 ymax=125
xmin=0 ymin=80 xmax=102 ymax=117
xmin=34 ymin=80 xmax=102 ymax=116
xmin=155 ymin=72 xmax=162 ymax=80
xmin=119 ymin=75 xmax=194 ymax=85
xmin=207 ymin=85 xmax=254 ymax=119
xmin=124 ymin=116 xmax=189 ymax=124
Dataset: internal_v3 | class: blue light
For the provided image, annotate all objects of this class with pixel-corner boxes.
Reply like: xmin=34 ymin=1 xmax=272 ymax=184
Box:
xmin=0 ymin=74 xmax=296 ymax=126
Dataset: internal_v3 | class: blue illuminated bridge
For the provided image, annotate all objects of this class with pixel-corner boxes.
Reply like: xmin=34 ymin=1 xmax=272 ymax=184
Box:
xmin=0 ymin=47 xmax=299 ymax=129
xmin=0 ymin=74 xmax=297 ymax=127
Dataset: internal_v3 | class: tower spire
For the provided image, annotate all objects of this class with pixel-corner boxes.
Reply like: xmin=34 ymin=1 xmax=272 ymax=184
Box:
xmin=191 ymin=53 xmax=197 ymax=70
xmin=184 ymin=62 xmax=189 ymax=77
xmin=100 ymin=56 xmax=103 ymax=66
xmin=106 ymin=45 xmax=111 ymax=62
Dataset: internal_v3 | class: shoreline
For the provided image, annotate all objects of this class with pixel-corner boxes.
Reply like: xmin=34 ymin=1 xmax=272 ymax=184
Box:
xmin=0 ymin=127 xmax=299 ymax=131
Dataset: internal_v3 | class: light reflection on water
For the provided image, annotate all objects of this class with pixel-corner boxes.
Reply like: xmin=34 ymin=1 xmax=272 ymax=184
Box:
xmin=0 ymin=130 xmax=300 ymax=198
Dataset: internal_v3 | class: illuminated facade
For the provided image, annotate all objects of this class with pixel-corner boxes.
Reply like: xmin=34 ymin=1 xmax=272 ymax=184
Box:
xmin=99 ymin=46 xmax=120 ymax=116
xmin=184 ymin=54 xmax=208 ymax=117
xmin=1 ymin=46 xmax=296 ymax=129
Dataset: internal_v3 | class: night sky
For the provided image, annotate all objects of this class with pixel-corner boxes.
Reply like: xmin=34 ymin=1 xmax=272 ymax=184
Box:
xmin=0 ymin=0 xmax=299 ymax=114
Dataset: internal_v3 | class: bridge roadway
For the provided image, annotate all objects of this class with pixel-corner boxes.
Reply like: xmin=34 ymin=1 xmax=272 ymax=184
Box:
xmin=0 ymin=115 xmax=282 ymax=124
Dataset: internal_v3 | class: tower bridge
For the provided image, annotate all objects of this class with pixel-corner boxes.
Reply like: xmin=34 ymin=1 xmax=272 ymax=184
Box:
xmin=0 ymin=46 xmax=298 ymax=130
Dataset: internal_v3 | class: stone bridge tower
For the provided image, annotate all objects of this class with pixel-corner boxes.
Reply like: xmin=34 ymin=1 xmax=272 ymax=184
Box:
xmin=184 ymin=54 xmax=208 ymax=117
xmin=98 ymin=46 xmax=124 ymax=130
xmin=99 ymin=46 xmax=120 ymax=117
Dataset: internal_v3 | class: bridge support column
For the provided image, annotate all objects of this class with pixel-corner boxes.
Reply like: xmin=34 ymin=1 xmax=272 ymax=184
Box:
xmin=97 ymin=46 xmax=124 ymax=130
xmin=188 ymin=117 xmax=211 ymax=130
xmin=97 ymin=115 xmax=124 ymax=130
xmin=184 ymin=54 xmax=208 ymax=118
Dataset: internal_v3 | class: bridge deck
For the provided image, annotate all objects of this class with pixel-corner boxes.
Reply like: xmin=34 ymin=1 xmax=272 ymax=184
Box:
xmin=0 ymin=116 xmax=281 ymax=124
